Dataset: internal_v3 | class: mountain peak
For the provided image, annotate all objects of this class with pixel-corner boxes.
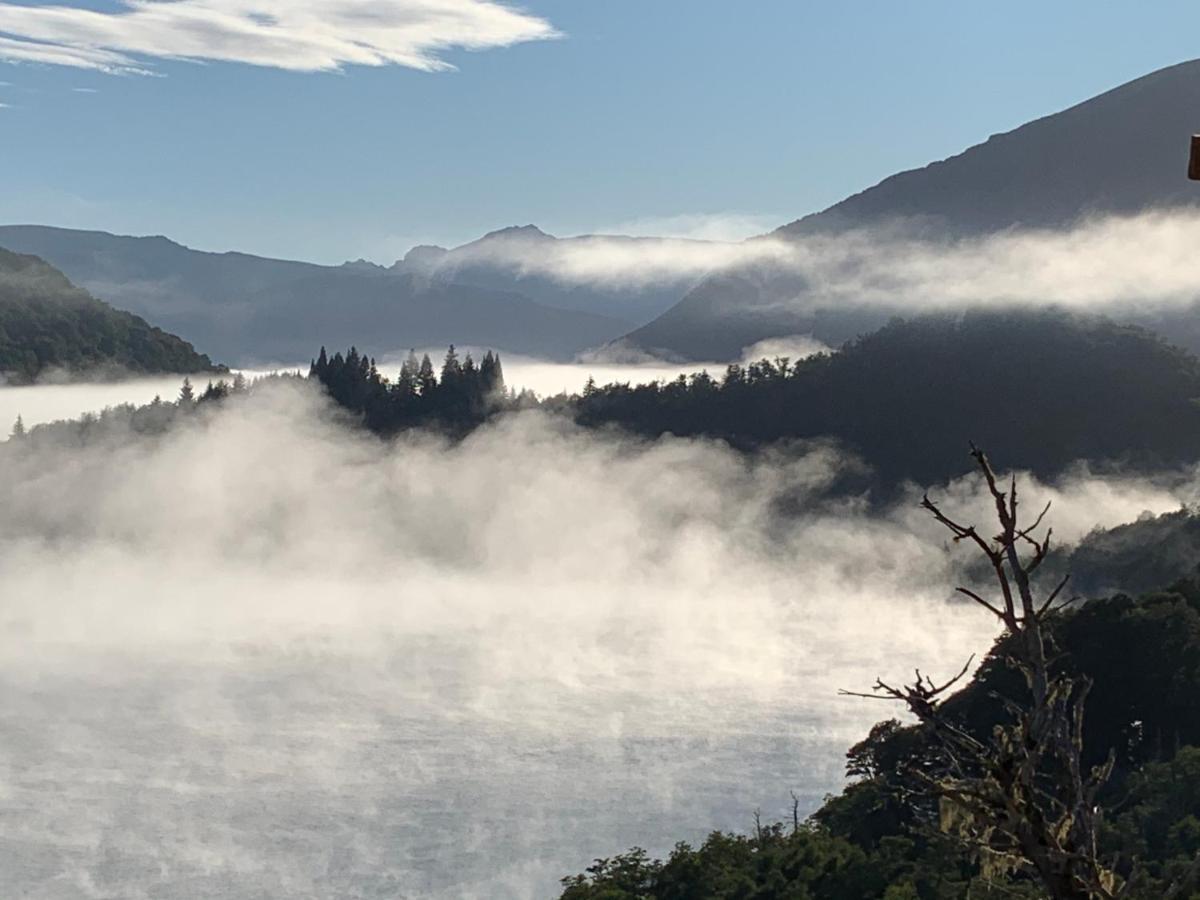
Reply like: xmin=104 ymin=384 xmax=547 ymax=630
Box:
xmin=341 ymin=258 xmax=386 ymax=272
xmin=478 ymin=224 xmax=553 ymax=242
xmin=776 ymin=56 xmax=1200 ymax=238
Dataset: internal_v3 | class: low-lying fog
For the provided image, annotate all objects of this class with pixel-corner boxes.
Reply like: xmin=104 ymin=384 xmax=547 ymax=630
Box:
xmin=0 ymin=379 xmax=1186 ymax=898
xmin=0 ymin=340 xmax=832 ymax=432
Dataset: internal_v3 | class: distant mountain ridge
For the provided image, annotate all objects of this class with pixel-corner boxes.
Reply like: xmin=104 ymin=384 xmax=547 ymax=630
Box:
xmin=0 ymin=248 xmax=220 ymax=383
xmin=0 ymin=224 xmax=691 ymax=366
xmin=623 ymin=58 xmax=1200 ymax=360
xmin=376 ymin=223 xmax=700 ymax=324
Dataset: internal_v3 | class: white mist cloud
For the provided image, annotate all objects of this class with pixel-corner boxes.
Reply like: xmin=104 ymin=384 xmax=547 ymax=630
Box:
xmin=0 ymin=0 xmax=559 ymax=75
xmin=433 ymin=231 xmax=787 ymax=289
xmin=369 ymin=345 xmax=832 ymax=398
xmin=599 ymin=212 xmax=785 ymax=244
xmin=762 ymin=209 xmax=1200 ymax=314
xmin=0 ymin=381 xmax=1186 ymax=897
xmin=433 ymin=209 xmax=1200 ymax=315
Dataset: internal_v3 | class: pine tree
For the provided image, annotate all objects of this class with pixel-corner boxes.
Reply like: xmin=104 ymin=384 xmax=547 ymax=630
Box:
xmin=480 ymin=351 xmax=502 ymax=397
xmin=418 ymin=353 xmax=437 ymax=396
xmin=397 ymin=350 xmax=419 ymax=399
xmin=178 ymin=377 xmax=195 ymax=403
xmin=441 ymin=345 xmax=462 ymax=385
xmin=10 ymin=414 xmax=25 ymax=439
xmin=489 ymin=352 xmax=505 ymax=395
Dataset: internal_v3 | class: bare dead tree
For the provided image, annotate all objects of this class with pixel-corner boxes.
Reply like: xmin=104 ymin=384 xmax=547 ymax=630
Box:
xmin=844 ymin=446 xmax=1122 ymax=899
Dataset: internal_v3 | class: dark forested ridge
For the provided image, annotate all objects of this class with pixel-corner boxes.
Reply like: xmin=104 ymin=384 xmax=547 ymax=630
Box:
xmin=0 ymin=247 xmax=221 ymax=382
xmin=305 ymin=310 xmax=1200 ymax=488
xmin=576 ymin=310 xmax=1200 ymax=485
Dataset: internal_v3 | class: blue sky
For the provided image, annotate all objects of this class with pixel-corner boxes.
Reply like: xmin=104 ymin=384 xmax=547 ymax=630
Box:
xmin=1 ymin=0 xmax=1199 ymax=264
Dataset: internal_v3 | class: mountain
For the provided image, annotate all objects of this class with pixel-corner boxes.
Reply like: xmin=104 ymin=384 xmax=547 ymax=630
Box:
xmin=623 ymin=58 xmax=1200 ymax=360
xmin=0 ymin=248 xmax=220 ymax=383
xmin=237 ymin=267 xmax=624 ymax=365
xmin=388 ymin=224 xmax=699 ymax=325
xmin=0 ymin=226 xmax=632 ymax=365
xmin=577 ymin=309 xmax=1200 ymax=487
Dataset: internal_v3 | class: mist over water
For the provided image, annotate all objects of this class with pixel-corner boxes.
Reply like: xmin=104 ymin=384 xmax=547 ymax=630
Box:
xmin=0 ymin=379 xmax=1188 ymax=897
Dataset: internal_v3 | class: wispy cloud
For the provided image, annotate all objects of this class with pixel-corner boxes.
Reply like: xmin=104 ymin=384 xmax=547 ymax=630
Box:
xmin=430 ymin=208 xmax=1200 ymax=313
xmin=0 ymin=1 xmax=559 ymax=75
xmin=599 ymin=212 xmax=783 ymax=243
xmin=71 ymin=86 xmax=98 ymax=93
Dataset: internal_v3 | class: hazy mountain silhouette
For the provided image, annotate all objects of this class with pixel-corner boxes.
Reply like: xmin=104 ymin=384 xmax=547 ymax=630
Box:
xmin=0 ymin=226 xmax=632 ymax=365
xmin=387 ymin=224 xmax=699 ymax=325
xmin=0 ymin=248 xmax=220 ymax=382
xmin=623 ymin=58 xmax=1200 ymax=360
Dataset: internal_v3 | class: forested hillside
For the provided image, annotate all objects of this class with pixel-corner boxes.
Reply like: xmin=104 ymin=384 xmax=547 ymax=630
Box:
xmin=0 ymin=247 xmax=221 ymax=382
xmin=303 ymin=310 xmax=1200 ymax=487
xmin=576 ymin=310 xmax=1200 ymax=485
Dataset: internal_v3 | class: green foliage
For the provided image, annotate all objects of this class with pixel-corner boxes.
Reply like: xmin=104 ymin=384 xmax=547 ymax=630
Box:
xmin=0 ymin=247 xmax=221 ymax=382
xmin=559 ymin=825 xmax=895 ymax=900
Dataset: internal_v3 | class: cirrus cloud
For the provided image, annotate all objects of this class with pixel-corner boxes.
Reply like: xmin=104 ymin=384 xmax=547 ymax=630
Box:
xmin=0 ymin=0 xmax=559 ymax=75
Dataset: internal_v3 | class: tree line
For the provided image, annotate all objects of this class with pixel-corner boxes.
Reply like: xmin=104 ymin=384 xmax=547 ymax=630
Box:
xmin=307 ymin=311 xmax=1200 ymax=489
xmin=308 ymin=344 xmax=522 ymax=434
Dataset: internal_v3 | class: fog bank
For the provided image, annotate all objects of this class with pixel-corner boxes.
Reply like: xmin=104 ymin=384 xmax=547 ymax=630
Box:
xmin=0 ymin=382 xmax=1186 ymax=898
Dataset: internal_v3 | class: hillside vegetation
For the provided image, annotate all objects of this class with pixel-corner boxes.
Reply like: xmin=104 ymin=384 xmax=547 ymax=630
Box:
xmin=0 ymin=247 xmax=220 ymax=382
xmin=576 ymin=310 xmax=1200 ymax=485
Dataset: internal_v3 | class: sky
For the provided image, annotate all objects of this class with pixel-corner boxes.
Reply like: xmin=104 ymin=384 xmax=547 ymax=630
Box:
xmin=1 ymin=1 xmax=1199 ymax=264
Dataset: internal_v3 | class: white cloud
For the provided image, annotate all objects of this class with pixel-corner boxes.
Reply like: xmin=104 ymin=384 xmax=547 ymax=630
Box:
xmin=599 ymin=212 xmax=784 ymax=243
xmin=0 ymin=0 xmax=559 ymax=74
xmin=432 ymin=230 xmax=793 ymax=289
xmin=433 ymin=208 xmax=1200 ymax=312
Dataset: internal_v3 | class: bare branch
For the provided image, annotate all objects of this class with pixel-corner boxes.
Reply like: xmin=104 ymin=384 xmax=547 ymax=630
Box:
xmin=850 ymin=446 xmax=1121 ymax=899
xmin=956 ymin=587 xmax=1008 ymax=621
xmin=1036 ymin=573 xmax=1071 ymax=619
